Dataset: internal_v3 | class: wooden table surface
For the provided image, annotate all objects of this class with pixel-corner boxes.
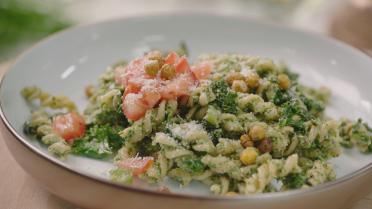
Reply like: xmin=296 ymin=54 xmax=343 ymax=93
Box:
xmin=0 ymin=61 xmax=371 ymax=209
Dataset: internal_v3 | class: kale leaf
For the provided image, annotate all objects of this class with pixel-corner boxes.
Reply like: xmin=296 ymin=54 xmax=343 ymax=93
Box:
xmin=178 ymin=157 xmax=205 ymax=175
xmin=136 ymin=137 xmax=160 ymax=156
xmin=283 ymin=173 xmax=307 ymax=189
xmin=300 ymin=94 xmax=325 ymax=116
xmin=72 ymin=124 xmax=124 ymax=159
xmin=211 ymin=80 xmax=238 ymax=114
xmin=95 ymin=106 xmax=128 ymax=127
xmin=272 ymin=88 xmax=291 ymax=105
xmin=279 ymin=99 xmax=309 ymax=133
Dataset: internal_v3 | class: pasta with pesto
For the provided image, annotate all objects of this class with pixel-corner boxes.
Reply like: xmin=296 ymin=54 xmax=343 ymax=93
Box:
xmin=21 ymin=48 xmax=372 ymax=195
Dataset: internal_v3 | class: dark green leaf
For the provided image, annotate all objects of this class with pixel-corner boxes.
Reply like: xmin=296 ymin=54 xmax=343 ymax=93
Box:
xmin=283 ymin=173 xmax=307 ymax=189
xmin=211 ymin=80 xmax=238 ymax=114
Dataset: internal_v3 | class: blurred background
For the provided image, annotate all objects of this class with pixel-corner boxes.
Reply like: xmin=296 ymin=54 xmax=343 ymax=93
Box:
xmin=1 ymin=0 xmax=372 ymax=62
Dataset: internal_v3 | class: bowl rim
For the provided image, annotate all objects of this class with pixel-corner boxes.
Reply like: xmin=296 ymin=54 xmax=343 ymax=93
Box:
xmin=0 ymin=12 xmax=371 ymax=201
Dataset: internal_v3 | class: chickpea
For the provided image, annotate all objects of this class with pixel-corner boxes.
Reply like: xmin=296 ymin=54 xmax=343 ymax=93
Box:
xmin=212 ymin=73 xmax=223 ymax=81
xmin=160 ymin=64 xmax=176 ymax=80
xmin=249 ymin=124 xmax=266 ymax=141
xmin=254 ymin=59 xmax=275 ymax=74
xmin=240 ymin=134 xmax=254 ymax=148
xmin=231 ymin=80 xmax=248 ymax=93
xmin=245 ymin=72 xmax=260 ymax=88
xmin=84 ymin=85 xmax=95 ymax=98
xmin=226 ymin=72 xmax=245 ymax=85
xmin=144 ymin=59 xmax=160 ymax=76
xmin=147 ymin=51 xmax=165 ymax=67
xmin=278 ymin=74 xmax=291 ymax=90
xmin=257 ymin=138 xmax=273 ymax=153
xmin=240 ymin=147 xmax=259 ymax=165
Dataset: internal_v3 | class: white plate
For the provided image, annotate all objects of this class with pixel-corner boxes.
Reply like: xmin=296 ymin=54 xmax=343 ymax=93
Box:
xmin=0 ymin=14 xmax=371 ymax=209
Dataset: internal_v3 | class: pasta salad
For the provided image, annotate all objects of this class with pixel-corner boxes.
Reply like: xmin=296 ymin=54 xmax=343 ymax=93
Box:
xmin=21 ymin=48 xmax=372 ymax=195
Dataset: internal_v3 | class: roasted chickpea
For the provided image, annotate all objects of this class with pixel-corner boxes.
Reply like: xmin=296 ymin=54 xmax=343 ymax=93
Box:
xmin=240 ymin=147 xmax=259 ymax=165
xmin=249 ymin=124 xmax=266 ymax=141
xmin=231 ymin=80 xmax=248 ymax=93
xmin=278 ymin=74 xmax=291 ymax=90
xmin=84 ymin=85 xmax=95 ymax=98
xmin=257 ymin=138 xmax=273 ymax=153
xmin=240 ymin=134 xmax=254 ymax=148
xmin=245 ymin=72 xmax=260 ymax=88
xmin=147 ymin=51 xmax=165 ymax=67
xmin=254 ymin=59 xmax=275 ymax=74
xmin=160 ymin=64 xmax=176 ymax=80
xmin=226 ymin=72 xmax=245 ymax=85
xmin=144 ymin=59 xmax=160 ymax=76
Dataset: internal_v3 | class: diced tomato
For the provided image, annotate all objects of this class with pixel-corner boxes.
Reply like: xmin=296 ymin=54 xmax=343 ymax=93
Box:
xmin=122 ymin=93 xmax=147 ymax=121
xmin=142 ymin=90 xmax=161 ymax=108
xmin=191 ymin=62 xmax=212 ymax=80
xmin=164 ymin=52 xmax=179 ymax=65
xmin=118 ymin=157 xmax=154 ymax=175
xmin=160 ymin=87 xmax=176 ymax=100
xmin=174 ymin=57 xmax=190 ymax=74
xmin=52 ymin=112 xmax=85 ymax=143
xmin=160 ymin=75 xmax=194 ymax=99
xmin=116 ymin=51 xmax=200 ymax=121
xmin=124 ymin=83 xmax=141 ymax=96
xmin=115 ymin=58 xmax=144 ymax=86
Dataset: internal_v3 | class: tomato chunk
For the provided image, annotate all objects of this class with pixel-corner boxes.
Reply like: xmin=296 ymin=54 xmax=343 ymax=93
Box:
xmin=118 ymin=157 xmax=154 ymax=175
xmin=52 ymin=112 xmax=85 ymax=143
xmin=174 ymin=57 xmax=190 ymax=74
xmin=142 ymin=90 xmax=161 ymax=108
xmin=122 ymin=93 xmax=147 ymax=121
xmin=115 ymin=51 xmax=201 ymax=121
xmin=115 ymin=58 xmax=145 ymax=86
xmin=160 ymin=75 xmax=194 ymax=99
xmin=164 ymin=52 xmax=179 ymax=65
xmin=191 ymin=62 xmax=212 ymax=80
xmin=124 ymin=83 xmax=141 ymax=97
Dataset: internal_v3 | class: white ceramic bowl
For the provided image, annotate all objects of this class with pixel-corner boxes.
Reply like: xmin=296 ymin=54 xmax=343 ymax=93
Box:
xmin=1 ymin=14 xmax=371 ymax=209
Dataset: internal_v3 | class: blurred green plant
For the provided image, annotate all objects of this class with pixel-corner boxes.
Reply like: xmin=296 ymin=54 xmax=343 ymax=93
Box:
xmin=0 ymin=0 xmax=73 ymax=61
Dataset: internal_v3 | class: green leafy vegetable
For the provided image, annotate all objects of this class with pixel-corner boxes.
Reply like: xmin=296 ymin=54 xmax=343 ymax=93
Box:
xmin=350 ymin=119 xmax=372 ymax=153
xmin=211 ymin=80 xmax=238 ymax=114
xmin=283 ymin=173 xmax=307 ymax=189
xmin=95 ymin=106 xmax=128 ymax=127
xmin=137 ymin=137 xmax=160 ymax=156
xmin=279 ymin=99 xmax=309 ymax=133
xmin=178 ymin=157 xmax=205 ymax=174
xmin=23 ymin=121 xmax=37 ymax=136
xmin=72 ymin=125 xmax=124 ymax=159
xmin=272 ymin=88 xmax=291 ymax=105
xmin=300 ymin=94 xmax=325 ymax=117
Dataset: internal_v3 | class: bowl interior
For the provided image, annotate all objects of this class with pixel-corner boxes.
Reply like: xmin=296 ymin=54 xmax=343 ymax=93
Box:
xmin=1 ymin=14 xmax=372 ymax=195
